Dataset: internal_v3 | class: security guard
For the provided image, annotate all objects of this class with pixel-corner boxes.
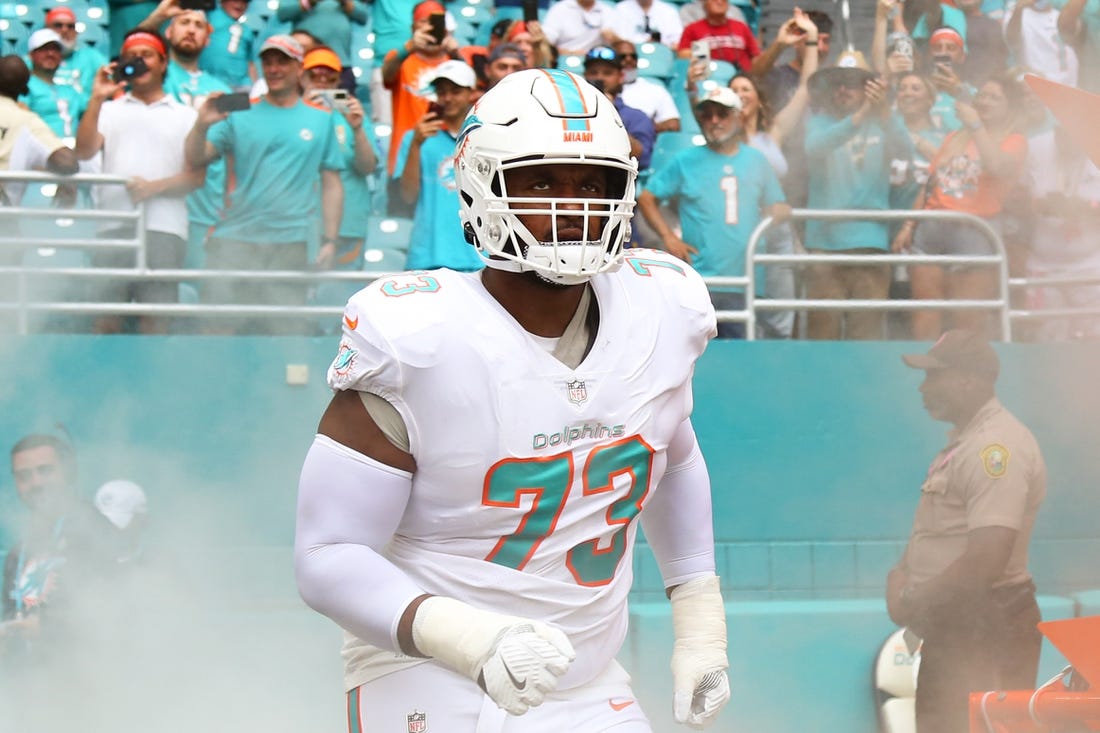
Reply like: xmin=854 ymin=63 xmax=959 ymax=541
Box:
xmin=887 ymin=329 xmax=1046 ymax=733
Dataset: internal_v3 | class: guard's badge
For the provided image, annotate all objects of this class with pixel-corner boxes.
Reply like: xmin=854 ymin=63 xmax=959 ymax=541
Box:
xmin=406 ymin=711 xmax=427 ymax=733
xmin=567 ymin=379 xmax=588 ymax=405
xmin=980 ymin=443 xmax=1009 ymax=478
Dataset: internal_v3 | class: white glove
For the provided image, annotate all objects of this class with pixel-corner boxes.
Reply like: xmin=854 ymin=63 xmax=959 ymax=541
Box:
xmin=411 ymin=596 xmax=575 ymax=716
xmin=670 ymin=575 xmax=730 ymax=729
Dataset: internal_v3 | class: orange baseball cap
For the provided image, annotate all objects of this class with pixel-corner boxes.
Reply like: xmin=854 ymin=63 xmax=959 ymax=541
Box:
xmin=303 ymin=47 xmax=341 ymax=71
xmin=45 ymin=6 xmax=77 ymax=24
xmin=413 ymin=1 xmax=445 ymax=21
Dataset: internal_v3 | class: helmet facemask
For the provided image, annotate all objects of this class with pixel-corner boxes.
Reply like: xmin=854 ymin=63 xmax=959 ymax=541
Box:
xmin=455 ymin=69 xmax=639 ymax=286
xmin=461 ymin=156 xmax=635 ymax=286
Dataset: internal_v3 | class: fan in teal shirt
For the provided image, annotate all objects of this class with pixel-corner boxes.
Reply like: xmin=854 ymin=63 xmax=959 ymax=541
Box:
xmin=276 ymin=0 xmax=369 ymax=69
xmin=207 ymin=98 xmax=346 ymax=244
xmin=200 ymin=4 xmax=257 ymax=90
xmin=642 ymin=143 xmax=785 ymax=291
xmin=394 ymin=126 xmax=483 ymax=271
xmin=22 ymin=75 xmax=85 ymax=138
xmin=804 ymin=108 xmax=914 ymax=251
xmin=301 ymin=48 xmax=382 ymax=268
xmin=56 ymin=44 xmax=108 ymax=102
xmin=165 ymin=60 xmax=233 ymax=266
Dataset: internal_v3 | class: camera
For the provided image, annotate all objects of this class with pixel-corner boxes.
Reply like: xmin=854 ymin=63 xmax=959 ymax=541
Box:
xmin=313 ymin=89 xmax=349 ymax=110
xmin=428 ymin=13 xmax=446 ymax=44
xmin=112 ymin=56 xmax=149 ymax=83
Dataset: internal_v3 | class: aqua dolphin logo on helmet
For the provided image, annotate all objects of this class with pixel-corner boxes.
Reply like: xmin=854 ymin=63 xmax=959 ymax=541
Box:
xmin=453 ymin=69 xmax=638 ymax=286
xmin=455 ymin=112 xmax=483 ymax=157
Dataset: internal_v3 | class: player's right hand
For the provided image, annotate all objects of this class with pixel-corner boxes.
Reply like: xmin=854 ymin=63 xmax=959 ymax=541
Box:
xmin=478 ymin=621 xmax=575 ymax=715
xmin=411 ymin=596 xmax=575 ymax=716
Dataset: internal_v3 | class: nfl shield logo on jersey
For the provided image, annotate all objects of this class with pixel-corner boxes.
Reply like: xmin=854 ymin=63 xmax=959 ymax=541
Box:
xmin=567 ymin=379 xmax=588 ymax=405
xmin=406 ymin=711 xmax=427 ymax=733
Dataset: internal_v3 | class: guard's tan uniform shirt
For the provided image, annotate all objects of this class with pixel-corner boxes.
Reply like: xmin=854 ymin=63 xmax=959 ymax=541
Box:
xmin=0 ymin=96 xmax=64 ymax=171
xmin=903 ymin=398 xmax=1046 ymax=588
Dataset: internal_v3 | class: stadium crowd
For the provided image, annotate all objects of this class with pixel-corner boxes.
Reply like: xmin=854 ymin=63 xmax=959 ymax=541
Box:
xmin=0 ymin=0 xmax=1098 ymax=338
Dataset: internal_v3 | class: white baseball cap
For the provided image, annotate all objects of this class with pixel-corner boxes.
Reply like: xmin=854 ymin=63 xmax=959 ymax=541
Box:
xmin=28 ymin=28 xmax=64 ymax=53
xmin=427 ymin=59 xmax=476 ymax=89
xmin=94 ymin=480 xmax=148 ymax=529
xmin=694 ymin=85 xmax=743 ymax=112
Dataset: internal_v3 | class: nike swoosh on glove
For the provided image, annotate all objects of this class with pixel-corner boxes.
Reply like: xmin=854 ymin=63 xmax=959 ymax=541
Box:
xmin=478 ymin=622 xmax=575 ymax=715
xmin=411 ymin=596 xmax=575 ymax=716
xmin=670 ymin=575 xmax=730 ymax=729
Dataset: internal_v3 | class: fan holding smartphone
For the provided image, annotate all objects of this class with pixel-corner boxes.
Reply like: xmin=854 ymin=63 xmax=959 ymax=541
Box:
xmin=394 ymin=59 xmax=482 ymax=271
xmin=73 ymin=29 xmax=202 ymax=335
xmin=380 ymin=0 xmax=463 ymax=180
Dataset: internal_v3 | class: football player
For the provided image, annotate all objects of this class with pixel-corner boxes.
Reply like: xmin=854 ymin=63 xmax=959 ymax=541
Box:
xmin=295 ymin=68 xmax=730 ymax=731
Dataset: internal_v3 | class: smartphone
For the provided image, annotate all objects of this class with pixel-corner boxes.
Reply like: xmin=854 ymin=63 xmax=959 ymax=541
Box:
xmin=214 ymin=92 xmax=252 ymax=113
xmin=112 ymin=56 xmax=149 ymax=83
xmin=428 ymin=12 xmax=446 ymax=44
xmin=691 ymin=40 xmax=711 ymax=65
xmin=314 ymin=89 xmax=349 ymax=109
xmin=427 ymin=101 xmax=444 ymax=116
xmin=178 ymin=0 xmax=216 ymax=10
xmin=522 ymin=0 xmax=539 ymax=23
xmin=931 ymin=53 xmax=953 ymax=71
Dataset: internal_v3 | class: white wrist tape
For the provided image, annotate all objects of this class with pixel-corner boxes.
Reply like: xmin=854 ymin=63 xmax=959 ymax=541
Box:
xmin=670 ymin=575 xmax=730 ymax=728
xmin=411 ymin=596 xmax=575 ymax=716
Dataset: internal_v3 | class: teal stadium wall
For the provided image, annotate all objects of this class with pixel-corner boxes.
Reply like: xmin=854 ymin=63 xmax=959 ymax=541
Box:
xmin=2 ymin=337 xmax=1097 ymax=732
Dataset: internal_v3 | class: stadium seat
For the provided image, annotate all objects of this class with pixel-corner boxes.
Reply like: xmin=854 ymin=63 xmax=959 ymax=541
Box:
xmin=362 ymin=247 xmax=407 ymax=272
xmin=75 ymin=20 xmax=107 ymax=49
xmin=178 ymin=282 xmax=199 ymax=304
xmin=706 ymin=59 xmax=737 ymax=85
xmin=19 ymin=246 xmax=92 ymax=332
xmin=75 ymin=4 xmax=108 ymax=27
xmin=455 ymin=2 xmax=493 ymax=27
xmin=0 ymin=18 xmax=30 ymax=55
xmin=636 ymin=41 xmax=674 ymax=81
xmin=255 ymin=16 xmax=292 ymax=53
xmin=668 ymin=56 xmax=692 ymax=90
xmin=670 ymin=85 xmax=700 ymax=134
xmin=240 ymin=11 xmax=266 ymax=33
xmin=452 ymin=17 xmax=479 ymax=45
xmin=649 ymin=130 xmax=701 ymax=171
xmin=365 ymin=216 xmax=413 ymax=252
xmin=557 ymin=53 xmax=584 ymax=72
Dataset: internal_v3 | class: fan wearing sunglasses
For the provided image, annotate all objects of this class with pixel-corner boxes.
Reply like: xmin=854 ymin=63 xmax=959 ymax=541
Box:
xmin=45 ymin=6 xmax=108 ymax=102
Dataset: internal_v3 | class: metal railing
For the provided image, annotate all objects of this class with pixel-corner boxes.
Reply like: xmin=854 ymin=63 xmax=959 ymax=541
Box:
xmin=4 ymin=171 xmax=1095 ymax=338
xmin=738 ymin=208 xmax=1012 ymax=340
xmin=0 ymin=171 xmax=147 ymax=263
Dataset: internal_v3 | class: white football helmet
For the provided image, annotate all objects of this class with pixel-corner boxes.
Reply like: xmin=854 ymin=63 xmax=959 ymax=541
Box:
xmin=454 ymin=68 xmax=638 ymax=285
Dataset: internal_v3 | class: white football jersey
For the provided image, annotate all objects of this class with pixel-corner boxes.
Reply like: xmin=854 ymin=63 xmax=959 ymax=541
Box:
xmin=327 ymin=249 xmax=717 ymax=691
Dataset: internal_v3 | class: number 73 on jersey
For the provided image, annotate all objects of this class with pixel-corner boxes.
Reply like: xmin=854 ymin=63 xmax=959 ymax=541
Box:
xmin=481 ymin=435 xmax=655 ymax=588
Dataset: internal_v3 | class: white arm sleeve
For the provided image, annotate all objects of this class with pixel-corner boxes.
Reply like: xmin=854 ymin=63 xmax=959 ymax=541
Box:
xmin=641 ymin=419 xmax=717 ymax=589
xmin=294 ymin=434 xmax=425 ymax=652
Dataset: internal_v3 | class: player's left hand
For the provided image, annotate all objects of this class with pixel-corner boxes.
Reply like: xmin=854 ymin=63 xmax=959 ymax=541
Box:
xmin=669 ymin=575 xmax=730 ymax=729
xmin=673 ymin=668 xmax=730 ymax=728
